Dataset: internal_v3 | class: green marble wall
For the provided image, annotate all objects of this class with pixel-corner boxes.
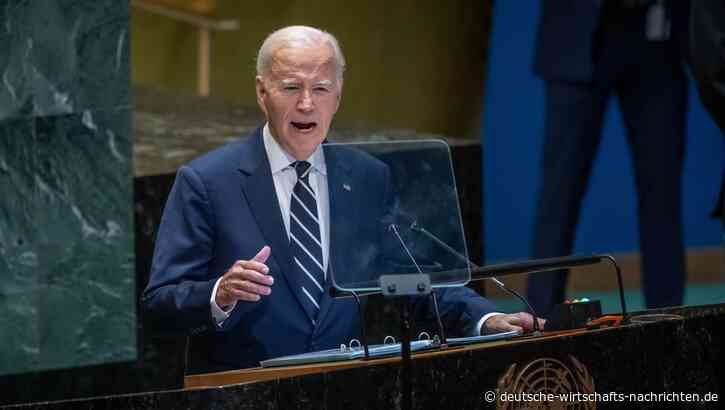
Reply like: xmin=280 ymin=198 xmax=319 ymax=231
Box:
xmin=0 ymin=0 xmax=135 ymax=375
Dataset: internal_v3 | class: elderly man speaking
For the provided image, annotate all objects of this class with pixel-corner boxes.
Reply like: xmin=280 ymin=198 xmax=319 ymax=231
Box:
xmin=143 ymin=25 xmax=541 ymax=371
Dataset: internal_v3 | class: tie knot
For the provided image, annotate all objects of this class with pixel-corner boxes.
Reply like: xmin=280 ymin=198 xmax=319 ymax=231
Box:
xmin=292 ymin=161 xmax=312 ymax=179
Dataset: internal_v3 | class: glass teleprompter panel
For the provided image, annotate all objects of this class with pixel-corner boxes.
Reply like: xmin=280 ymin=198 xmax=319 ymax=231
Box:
xmin=323 ymin=139 xmax=471 ymax=292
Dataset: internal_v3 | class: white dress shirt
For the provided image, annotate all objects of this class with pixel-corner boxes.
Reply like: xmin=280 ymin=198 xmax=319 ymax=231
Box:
xmin=210 ymin=124 xmax=330 ymax=324
xmin=263 ymin=124 xmax=330 ymax=274
xmin=210 ymin=124 xmax=500 ymax=334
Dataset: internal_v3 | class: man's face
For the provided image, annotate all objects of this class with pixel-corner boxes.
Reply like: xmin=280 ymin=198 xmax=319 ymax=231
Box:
xmin=256 ymin=44 xmax=342 ymax=160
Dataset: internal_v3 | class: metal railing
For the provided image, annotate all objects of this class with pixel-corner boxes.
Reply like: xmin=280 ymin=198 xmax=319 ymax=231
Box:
xmin=131 ymin=0 xmax=239 ymax=96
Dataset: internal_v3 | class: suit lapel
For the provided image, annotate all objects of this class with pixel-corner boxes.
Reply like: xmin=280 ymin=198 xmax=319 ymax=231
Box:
xmin=316 ymin=145 xmax=354 ymax=327
xmin=237 ymin=130 xmax=316 ymax=324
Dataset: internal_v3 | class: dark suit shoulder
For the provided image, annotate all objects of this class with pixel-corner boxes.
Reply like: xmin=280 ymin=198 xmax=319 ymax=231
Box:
xmin=185 ymin=129 xmax=263 ymax=178
xmin=187 ymin=139 xmax=247 ymax=173
xmin=323 ymin=142 xmax=389 ymax=174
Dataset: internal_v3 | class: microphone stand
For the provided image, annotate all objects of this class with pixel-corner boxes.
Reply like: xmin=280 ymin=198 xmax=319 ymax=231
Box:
xmin=386 ymin=224 xmax=428 ymax=410
xmin=328 ymin=227 xmax=427 ymax=410
xmin=330 ymin=254 xmax=630 ymax=337
xmin=328 ymin=285 xmax=418 ymax=410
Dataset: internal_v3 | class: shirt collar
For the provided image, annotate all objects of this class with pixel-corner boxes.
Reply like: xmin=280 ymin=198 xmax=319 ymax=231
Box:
xmin=262 ymin=123 xmax=327 ymax=176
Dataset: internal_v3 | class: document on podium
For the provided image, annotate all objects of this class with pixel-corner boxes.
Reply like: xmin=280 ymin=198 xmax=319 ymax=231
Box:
xmin=260 ymin=330 xmax=522 ymax=368
xmin=260 ymin=340 xmax=437 ymax=368
xmin=446 ymin=329 xmax=522 ymax=346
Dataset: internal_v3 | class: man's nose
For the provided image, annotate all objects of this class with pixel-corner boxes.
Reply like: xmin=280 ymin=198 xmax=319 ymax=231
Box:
xmin=297 ymin=90 xmax=314 ymax=112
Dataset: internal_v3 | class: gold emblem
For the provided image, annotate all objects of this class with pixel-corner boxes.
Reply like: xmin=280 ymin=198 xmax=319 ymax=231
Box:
xmin=496 ymin=355 xmax=596 ymax=410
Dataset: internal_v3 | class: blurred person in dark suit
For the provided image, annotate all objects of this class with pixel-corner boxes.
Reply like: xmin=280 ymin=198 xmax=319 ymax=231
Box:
xmin=528 ymin=0 xmax=690 ymax=315
xmin=690 ymin=0 xmax=725 ymax=226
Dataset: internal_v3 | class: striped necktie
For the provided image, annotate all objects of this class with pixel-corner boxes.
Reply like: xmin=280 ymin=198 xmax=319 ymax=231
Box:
xmin=289 ymin=160 xmax=325 ymax=322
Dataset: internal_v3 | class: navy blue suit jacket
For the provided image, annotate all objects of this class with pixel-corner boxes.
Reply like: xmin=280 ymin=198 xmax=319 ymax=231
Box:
xmin=533 ymin=0 xmax=602 ymax=82
xmin=143 ymin=128 xmax=496 ymax=370
xmin=534 ymin=0 xmax=689 ymax=83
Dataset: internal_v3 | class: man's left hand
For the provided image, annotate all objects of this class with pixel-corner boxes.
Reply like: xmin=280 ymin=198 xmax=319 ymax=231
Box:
xmin=483 ymin=312 xmax=545 ymax=334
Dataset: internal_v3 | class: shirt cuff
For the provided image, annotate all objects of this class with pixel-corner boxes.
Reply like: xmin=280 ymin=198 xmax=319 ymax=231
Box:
xmin=475 ymin=312 xmax=504 ymax=335
xmin=210 ymin=277 xmax=237 ymax=326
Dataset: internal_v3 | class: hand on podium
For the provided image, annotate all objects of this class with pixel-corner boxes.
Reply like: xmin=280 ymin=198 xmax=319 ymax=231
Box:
xmin=483 ymin=312 xmax=545 ymax=334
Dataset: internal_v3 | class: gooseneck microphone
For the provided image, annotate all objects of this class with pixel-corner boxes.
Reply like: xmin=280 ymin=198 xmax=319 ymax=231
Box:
xmin=400 ymin=222 xmax=542 ymax=335
xmin=406 ymin=223 xmax=630 ymax=329
xmin=329 ymin=219 xmax=627 ymax=333
xmin=467 ymin=254 xmax=628 ymax=324
xmin=389 ymin=224 xmax=449 ymax=345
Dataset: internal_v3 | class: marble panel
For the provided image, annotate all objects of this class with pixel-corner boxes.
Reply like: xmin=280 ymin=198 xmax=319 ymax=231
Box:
xmin=0 ymin=0 xmax=129 ymax=121
xmin=0 ymin=108 xmax=135 ymax=376
xmin=0 ymin=117 xmax=39 ymax=375
xmin=32 ymin=109 xmax=135 ymax=371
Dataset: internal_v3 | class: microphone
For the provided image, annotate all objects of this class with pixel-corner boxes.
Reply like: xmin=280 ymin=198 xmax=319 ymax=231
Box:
xmin=388 ymin=223 xmax=424 ymax=275
xmin=465 ymin=254 xmax=628 ymax=323
xmin=404 ymin=222 xmax=542 ymax=334
xmin=332 ymin=217 xmax=628 ymax=328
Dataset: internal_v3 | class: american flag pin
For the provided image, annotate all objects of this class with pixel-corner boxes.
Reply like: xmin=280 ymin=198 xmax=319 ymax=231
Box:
xmin=343 ymin=183 xmax=351 ymax=191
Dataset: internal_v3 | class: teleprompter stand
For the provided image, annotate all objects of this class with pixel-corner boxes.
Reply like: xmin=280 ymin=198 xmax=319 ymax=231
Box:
xmin=379 ymin=273 xmax=431 ymax=410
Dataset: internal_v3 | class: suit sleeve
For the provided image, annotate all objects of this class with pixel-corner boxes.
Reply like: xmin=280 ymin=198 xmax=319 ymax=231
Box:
xmin=142 ymin=165 xmax=218 ymax=335
xmin=409 ymin=286 xmax=497 ymax=337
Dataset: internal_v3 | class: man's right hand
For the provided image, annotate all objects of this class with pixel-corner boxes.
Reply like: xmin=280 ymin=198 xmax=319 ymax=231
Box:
xmin=215 ymin=246 xmax=273 ymax=308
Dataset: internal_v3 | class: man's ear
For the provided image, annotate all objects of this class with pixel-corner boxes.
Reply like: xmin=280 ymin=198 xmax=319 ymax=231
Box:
xmin=334 ymin=81 xmax=343 ymax=112
xmin=255 ymin=76 xmax=268 ymax=116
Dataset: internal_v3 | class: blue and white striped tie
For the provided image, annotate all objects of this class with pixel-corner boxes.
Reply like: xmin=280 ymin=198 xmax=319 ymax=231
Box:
xmin=289 ymin=161 xmax=325 ymax=322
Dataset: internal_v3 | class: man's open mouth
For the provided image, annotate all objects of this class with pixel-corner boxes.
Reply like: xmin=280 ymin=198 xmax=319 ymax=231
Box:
xmin=291 ymin=121 xmax=317 ymax=130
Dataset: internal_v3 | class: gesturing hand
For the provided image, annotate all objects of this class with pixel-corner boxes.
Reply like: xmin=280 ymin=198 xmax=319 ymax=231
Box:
xmin=215 ymin=246 xmax=273 ymax=308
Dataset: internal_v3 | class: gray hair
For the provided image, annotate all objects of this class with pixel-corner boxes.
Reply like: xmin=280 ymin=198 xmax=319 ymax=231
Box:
xmin=256 ymin=26 xmax=346 ymax=82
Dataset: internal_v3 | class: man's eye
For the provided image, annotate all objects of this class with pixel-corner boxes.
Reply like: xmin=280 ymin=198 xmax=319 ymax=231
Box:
xmin=314 ymin=87 xmax=330 ymax=93
xmin=283 ymin=86 xmax=300 ymax=91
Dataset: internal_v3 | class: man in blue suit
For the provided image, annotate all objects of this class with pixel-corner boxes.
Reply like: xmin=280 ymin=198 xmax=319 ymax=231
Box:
xmin=143 ymin=26 xmax=540 ymax=371
xmin=528 ymin=0 xmax=689 ymax=315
